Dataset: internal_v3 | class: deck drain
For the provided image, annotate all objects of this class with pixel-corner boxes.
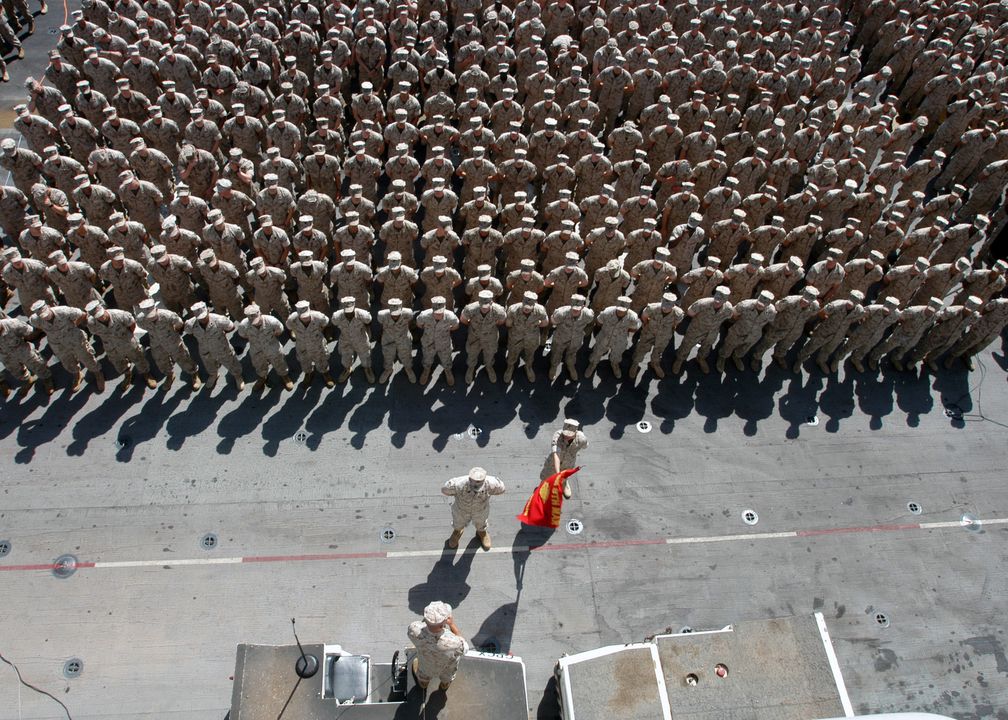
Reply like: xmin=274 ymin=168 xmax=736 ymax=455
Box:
xmin=62 ymin=658 xmax=83 ymax=678
xmin=52 ymin=554 xmax=78 ymax=578
xmin=200 ymin=533 xmax=218 ymax=550
xmin=944 ymin=405 xmax=964 ymax=420
xmin=742 ymin=509 xmax=759 ymax=525
xmin=907 ymin=502 xmax=922 ymax=515
xmin=114 ymin=435 xmax=131 ymax=449
xmin=805 ymin=415 xmax=819 ymax=426
xmin=380 ymin=527 xmax=396 ymax=543
xmin=0 ymin=540 xmax=9 ymax=558
xmin=679 ymin=626 xmax=693 ymax=634
xmin=468 ymin=426 xmax=483 ymax=439
xmin=874 ymin=612 xmax=890 ymax=628
xmin=636 ymin=420 xmax=652 ymax=433
xmin=961 ymin=513 xmax=982 ymax=531
xmin=685 ymin=673 xmax=699 ymax=686
xmin=566 ymin=519 xmax=583 ymax=535
xmin=714 ymin=663 xmax=729 ymax=678
xmin=293 ymin=430 xmax=308 ymax=444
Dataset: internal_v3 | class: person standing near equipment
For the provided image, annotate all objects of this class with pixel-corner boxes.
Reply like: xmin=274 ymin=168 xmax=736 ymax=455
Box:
xmin=408 ymin=601 xmax=468 ymax=692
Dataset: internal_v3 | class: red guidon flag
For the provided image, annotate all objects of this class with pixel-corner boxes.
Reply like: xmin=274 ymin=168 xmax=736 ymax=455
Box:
xmin=516 ymin=467 xmax=580 ymax=529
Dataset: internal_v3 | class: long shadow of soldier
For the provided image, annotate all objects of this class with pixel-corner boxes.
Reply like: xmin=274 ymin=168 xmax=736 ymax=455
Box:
xmin=407 ymin=539 xmax=480 ymax=614
xmin=511 ymin=523 xmax=557 ymax=593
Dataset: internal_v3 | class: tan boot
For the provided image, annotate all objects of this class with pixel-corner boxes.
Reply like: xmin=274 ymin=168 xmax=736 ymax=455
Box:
xmin=476 ymin=530 xmax=491 ymax=550
xmin=42 ymin=376 xmax=54 ymax=395
xmin=447 ymin=528 xmax=464 ymax=548
xmin=420 ymin=367 xmax=431 ymax=385
xmin=503 ymin=362 xmax=515 ymax=383
xmin=379 ymin=368 xmax=392 ymax=383
xmin=281 ymin=375 xmax=294 ymax=390
xmin=323 ymin=372 xmax=336 ymax=387
xmin=525 ymin=365 xmax=535 ymax=381
xmin=697 ymin=357 xmax=710 ymax=374
xmin=486 ymin=366 xmax=497 ymax=382
xmin=650 ymin=362 xmax=664 ymax=379
xmin=206 ymin=372 xmax=219 ymax=388
xmin=584 ymin=361 xmax=597 ymax=376
xmin=444 ymin=368 xmax=455 ymax=386
xmin=122 ymin=366 xmax=133 ymax=388
xmin=549 ymin=363 xmax=560 ymax=381
xmin=715 ymin=356 xmax=725 ymax=373
xmin=629 ymin=363 xmax=640 ymax=378
xmin=144 ymin=373 xmax=157 ymax=389
xmin=610 ymin=360 xmax=621 ymax=378
xmin=465 ymin=366 xmax=475 ymax=384
xmin=94 ymin=371 xmax=106 ymax=392
xmin=337 ymin=366 xmax=352 ymax=383
xmin=566 ymin=360 xmax=578 ymax=380
xmin=670 ymin=358 xmax=683 ymax=375
xmin=364 ymin=367 xmax=375 ymax=383
xmin=0 ymin=380 xmax=9 ymax=398
xmin=253 ymin=377 xmax=267 ymax=393
xmin=732 ymin=356 xmax=744 ymax=372
xmin=405 ymin=368 xmax=417 ymax=383
xmin=189 ymin=374 xmax=201 ymax=390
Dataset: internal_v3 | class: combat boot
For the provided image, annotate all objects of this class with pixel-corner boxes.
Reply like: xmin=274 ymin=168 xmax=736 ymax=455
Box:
xmin=609 ymin=360 xmax=621 ymax=378
xmin=670 ymin=358 xmax=684 ymax=375
xmin=486 ymin=366 xmax=497 ymax=382
xmin=190 ymin=374 xmax=201 ymax=390
xmin=629 ymin=363 xmax=640 ymax=378
xmin=303 ymin=370 xmax=315 ymax=385
xmin=444 ymin=368 xmax=455 ymax=386
xmin=851 ymin=357 xmax=865 ymax=373
xmin=447 ymin=528 xmax=463 ymax=548
xmin=792 ymin=360 xmax=803 ymax=374
xmin=94 ymin=371 xmax=106 ymax=392
xmin=565 ymin=359 xmax=578 ymax=380
xmin=465 ymin=365 xmax=475 ymax=384
xmin=379 ymin=367 xmax=392 ymax=383
xmin=281 ymin=375 xmax=294 ymax=390
xmin=549 ymin=363 xmax=560 ymax=381
xmin=42 ymin=376 xmax=54 ymax=395
xmin=815 ymin=357 xmax=829 ymax=374
xmin=323 ymin=371 xmax=336 ymax=388
xmin=337 ymin=366 xmax=352 ymax=383
xmin=584 ymin=360 xmax=597 ymax=376
xmin=205 ymin=371 xmax=219 ymax=388
xmin=476 ymin=530 xmax=492 ymax=550
xmin=0 ymin=380 xmax=9 ymax=398
xmin=892 ymin=357 xmax=905 ymax=372
xmin=364 ymin=367 xmax=375 ymax=383
xmin=650 ymin=362 xmax=665 ymax=379
xmin=122 ymin=366 xmax=133 ymax=388
xmin=525 ymin=365 xmax=535 ymax=382
xmin=697 ymin=357 xmax=710 ymax=374
xmin=732 ymin=356 xmax=744 ymax=372
xmin=233 ymin=376 xmax=245 ymax=391
xmin=715 ymin=356 xmax=725 ymax=373
xmin=420 ymin=366 xmax=431 ymax=384
xmin=253 ymin=376 xmax=267 ymax=393
xmin=144 ymin=373 xmax=157 ymax=389
xmin=405 ymin=367 xmax=417 ymax=383
xmin=774 ymin=355 xmax=788 ymax=369
xmin=504 ymin=362 xmax=515 ymax=383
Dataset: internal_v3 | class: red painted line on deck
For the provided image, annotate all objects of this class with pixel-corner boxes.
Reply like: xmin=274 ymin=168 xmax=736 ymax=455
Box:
xmin=242 ymin=551 xmax=387 ymax=563
xmin=796 ymin=523 xmax=921 ymax=537
xmin=0 ymin=561 xmax=95 ymax=572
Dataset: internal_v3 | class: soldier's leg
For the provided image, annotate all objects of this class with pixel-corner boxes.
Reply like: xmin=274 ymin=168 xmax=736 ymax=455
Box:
xmin=337 ymin=343 xmax=355 ymax=381
xmin=630 ymin=336 xmax=654 ymax=369
xmin=354 ymin=339 xmax=374 ymax=381
xmin=585 ymin=336 xmax=607 ymax=374
xmin=437 ymin=344 xmax=454 ymax=385
xmin=608 ymin=337 xmax=628 ymax=377
xmin=249 ymin=348 xmax=271 ymax=381
xmin=672 ymin=326 xmax=701 ymax=373
xmin=521 ymin=335 xmax=538 ymax=380
xmin=396 ymin=338 xmax=415 ymax=382
xmin=479 ymin=337 xmax=497 ymax=381
xmin=694 ymin=329 xmax=720 ymax=373
xmin=464 ymin=336 xmax=480 ymax=383
xmin=866 ymin=337 xmax=897 ymax=369
xmin=420 ymin=341 xmax=436 ymax=384
xmin=771 ymin=330 xmax=803 ymax=368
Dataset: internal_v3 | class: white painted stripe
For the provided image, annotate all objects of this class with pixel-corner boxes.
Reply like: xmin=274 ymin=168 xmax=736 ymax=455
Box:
xmin=920 ymin=517 xmax=1008 ymax=529
xmin=386 ymin=546 xmax=514 ymax=558
xmin=93 ymin=557 xmax=244 ymax=568
xmin=815 ymin=611 xmax=855 ymax=718
xmin=666 ymin=531 xmax=798 ymax=544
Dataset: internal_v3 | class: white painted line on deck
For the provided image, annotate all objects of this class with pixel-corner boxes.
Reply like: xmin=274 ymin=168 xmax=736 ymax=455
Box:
xmin=815 ymin=611 xmax=855 ymax=717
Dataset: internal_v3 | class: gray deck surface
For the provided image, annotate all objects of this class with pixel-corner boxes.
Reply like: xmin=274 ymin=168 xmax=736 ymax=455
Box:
xmin=2 ymin=333 xmax=1007 ymax=720
xmin=1 ymin=8 xmax=1008 ymax=720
